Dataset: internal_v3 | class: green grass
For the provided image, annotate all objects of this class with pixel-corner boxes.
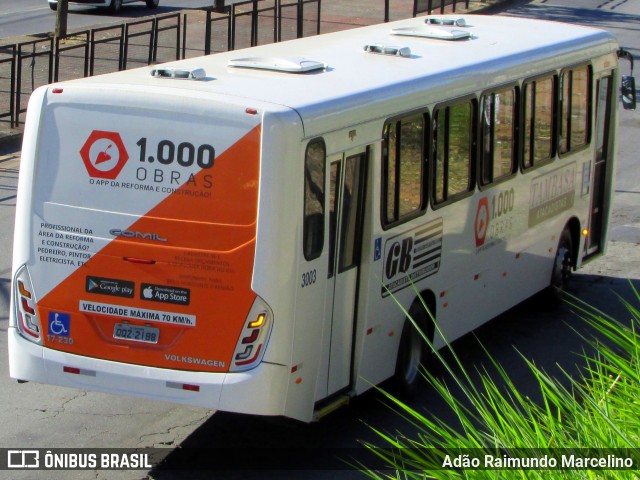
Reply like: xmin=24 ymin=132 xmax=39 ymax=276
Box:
xmin=359 ymin=283 xmax=640 ymax=479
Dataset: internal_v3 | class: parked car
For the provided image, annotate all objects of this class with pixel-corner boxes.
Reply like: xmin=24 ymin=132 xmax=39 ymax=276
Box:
xmin=48 ymin=0 xmax=160 ymax=13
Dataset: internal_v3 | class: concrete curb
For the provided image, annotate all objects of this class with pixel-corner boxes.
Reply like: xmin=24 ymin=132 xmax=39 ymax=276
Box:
xmin=0 ymin=130 xmax=23 ymax=152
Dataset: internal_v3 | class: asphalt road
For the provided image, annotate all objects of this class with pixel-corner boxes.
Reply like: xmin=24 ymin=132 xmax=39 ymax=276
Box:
xmin=0 ymin=0 xmax=218 ymax=39
xmin=0 ymin=0 xmax=639 ymax=479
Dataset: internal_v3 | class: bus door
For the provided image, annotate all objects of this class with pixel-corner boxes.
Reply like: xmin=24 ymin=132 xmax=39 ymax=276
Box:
xmin=587 ymin=73 xmax=614 ymax=255
xmin=323 ymin=147 xmax=368 ymax=397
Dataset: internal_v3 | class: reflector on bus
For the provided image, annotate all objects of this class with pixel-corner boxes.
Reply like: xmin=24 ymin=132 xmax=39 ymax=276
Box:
xmin=14 ymin=266 xmax=42 ymax=344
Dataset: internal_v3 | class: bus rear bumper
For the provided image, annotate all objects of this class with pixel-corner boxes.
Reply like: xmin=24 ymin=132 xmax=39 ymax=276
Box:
xmin=8 ymin=327 xmax=288 ymax=416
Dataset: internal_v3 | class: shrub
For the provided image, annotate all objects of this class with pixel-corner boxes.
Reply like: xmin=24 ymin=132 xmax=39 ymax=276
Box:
xmin=360 ymin=285 xmax=640 ymax=479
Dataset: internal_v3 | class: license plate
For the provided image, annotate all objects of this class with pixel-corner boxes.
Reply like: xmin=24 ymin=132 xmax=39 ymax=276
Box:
xmin=113 ymin=323 xmax=159 ymax=344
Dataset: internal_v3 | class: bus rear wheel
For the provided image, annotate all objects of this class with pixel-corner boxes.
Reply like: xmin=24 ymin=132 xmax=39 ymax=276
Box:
xmin=546 ymin=227 xmax=574 ymax=304
xmin=109 ymin=0 xmax=122 ymax=12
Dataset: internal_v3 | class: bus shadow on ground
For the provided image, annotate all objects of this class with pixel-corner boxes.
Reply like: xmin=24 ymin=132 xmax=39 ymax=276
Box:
xmin=149 ymin=274 xmax=639 ymax=479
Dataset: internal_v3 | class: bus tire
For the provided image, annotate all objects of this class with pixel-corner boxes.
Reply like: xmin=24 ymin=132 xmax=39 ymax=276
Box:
xmin=545 ymin=227 xmax=574 ymax=305
xmin=393 ymin=315 xmax=427 ymax=396
xmin=109 ymin=0 xmax=122 ymax=12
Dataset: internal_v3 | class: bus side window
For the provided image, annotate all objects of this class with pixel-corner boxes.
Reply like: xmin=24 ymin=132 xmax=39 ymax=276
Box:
xmin=433 ymin=99 xmax=476 ymax=205
xmin=523 ymin=74 xmax=556 ymax=169
xmin=481 ymin=86 xmax=517 ymax=185
xmin=382 ymin=113 xmax=426 ymax=228
xmin=559 ymin=65 xmax=591 ymax=155
xmin=303 ymin=139 xmax=326 ymax=261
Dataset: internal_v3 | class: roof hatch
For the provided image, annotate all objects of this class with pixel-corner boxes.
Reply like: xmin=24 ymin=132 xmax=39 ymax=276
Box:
xmin=426 ymin=16 xmax=467 ymax=27
xmin=363 ymin=44 xmax=411 ymax=57
xmin=228 ymin=57 xmax=327 ymax=73
xmin=391 ymin=25 xmax=472 ymax=41
xmin=150 ymin=66 xmax=207 ymax=80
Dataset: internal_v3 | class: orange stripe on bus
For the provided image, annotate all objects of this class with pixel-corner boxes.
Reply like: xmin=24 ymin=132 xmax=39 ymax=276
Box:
xmin=38 ymin=126 xmax=262 ymax=373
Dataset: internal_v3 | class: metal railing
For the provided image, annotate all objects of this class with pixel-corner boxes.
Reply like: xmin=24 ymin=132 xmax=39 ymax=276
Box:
xmin=15 ymin=38 xmax=53 ymax=127
xmin=0 ymin=45 xmax=16 ymax=127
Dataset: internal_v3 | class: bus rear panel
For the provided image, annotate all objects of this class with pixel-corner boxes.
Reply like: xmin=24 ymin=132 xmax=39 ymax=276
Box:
xmin=10 ymin=84 xmax=290 ymax=413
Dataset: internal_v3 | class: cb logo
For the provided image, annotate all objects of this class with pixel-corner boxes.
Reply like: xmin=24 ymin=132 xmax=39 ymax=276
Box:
xmin=385 ymin=237 xmax=413 ymax=279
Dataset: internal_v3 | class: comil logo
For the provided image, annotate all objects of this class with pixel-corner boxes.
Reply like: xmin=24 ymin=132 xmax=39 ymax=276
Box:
xmin=80 ymin=130 xmax=129 ymax=180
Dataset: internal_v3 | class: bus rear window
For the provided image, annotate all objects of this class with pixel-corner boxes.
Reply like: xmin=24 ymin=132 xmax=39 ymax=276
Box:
xmin=35 ymin=102 xmax=261 ymax=228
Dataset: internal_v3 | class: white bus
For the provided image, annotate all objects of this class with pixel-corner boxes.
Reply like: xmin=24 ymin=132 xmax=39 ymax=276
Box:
xmin=9 ymin=14 xmax=628 ymax=422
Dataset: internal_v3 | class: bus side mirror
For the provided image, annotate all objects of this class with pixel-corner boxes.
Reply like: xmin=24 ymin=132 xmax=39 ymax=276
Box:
xmin=618 ymin=48 xmax=636 ymax=110
xmin=621 ymin=75 xmax=636 ymax=110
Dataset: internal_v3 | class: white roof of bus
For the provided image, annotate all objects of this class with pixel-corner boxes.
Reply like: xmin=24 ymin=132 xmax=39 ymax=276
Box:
xmin=65 ymin=14 xmax=617 ymax=137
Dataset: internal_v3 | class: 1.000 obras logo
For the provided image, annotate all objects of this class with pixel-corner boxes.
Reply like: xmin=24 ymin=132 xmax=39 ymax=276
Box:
xmin=80 ymin=130 xmax=129 ymax=180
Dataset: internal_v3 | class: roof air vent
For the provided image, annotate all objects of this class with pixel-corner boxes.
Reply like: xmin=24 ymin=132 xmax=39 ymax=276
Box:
xmin=228 ymin=57 xmax=327 ymax=73
xmin=364 ymin=44 xmax=411 ymax=58
xmin=426 ymin=16 xmax=466 ymax=27
xmin=150 ymin=67 xmax=206 ymax=80
xmin=391 ymin=26 xmax=472 ymax=41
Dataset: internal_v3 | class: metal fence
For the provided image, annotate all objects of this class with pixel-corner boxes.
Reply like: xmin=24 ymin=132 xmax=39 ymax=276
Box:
xmin=0 ymin=45 xmax=17 ymax=127
xmin=0 ymin=0 xmax=470 ymax=128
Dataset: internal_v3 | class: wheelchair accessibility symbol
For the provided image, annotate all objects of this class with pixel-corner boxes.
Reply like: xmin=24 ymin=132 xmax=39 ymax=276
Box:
xmin=48 ymin=312 xmax=71 ymax=337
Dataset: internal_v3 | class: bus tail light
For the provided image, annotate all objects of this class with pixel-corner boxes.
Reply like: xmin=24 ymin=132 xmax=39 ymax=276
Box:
xmin=230 ymin=297 xmax=273 ymax=372
xmin=14 ymin=266 xmax=43 ymax=344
